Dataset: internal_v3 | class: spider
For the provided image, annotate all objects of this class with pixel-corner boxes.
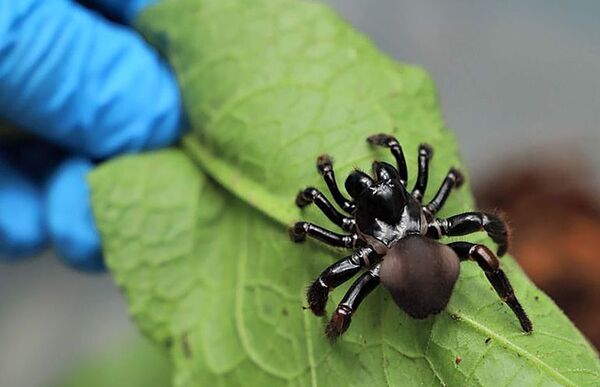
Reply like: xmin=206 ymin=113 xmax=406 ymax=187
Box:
xmin=289 ymin=133 xmax=533 ymax=340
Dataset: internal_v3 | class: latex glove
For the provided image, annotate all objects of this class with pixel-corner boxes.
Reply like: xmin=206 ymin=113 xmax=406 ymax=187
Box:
xmin=0 ymin=0 xmax=185 ymax=270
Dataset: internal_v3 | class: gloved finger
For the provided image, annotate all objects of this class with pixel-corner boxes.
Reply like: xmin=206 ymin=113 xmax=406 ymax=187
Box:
xmin=46 ymin=157 xmax=104 ymax=271
xmin=77 ymin=0 xmax=159 ymax=24
xmin=0 ymin=0 xmax=184 ymax=159
xmin=0 ymin=155 xmax=47 ymax=258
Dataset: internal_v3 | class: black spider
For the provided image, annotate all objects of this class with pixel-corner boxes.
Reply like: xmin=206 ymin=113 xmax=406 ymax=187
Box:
xmin=289 ymin=133 xmax=532 ymax=340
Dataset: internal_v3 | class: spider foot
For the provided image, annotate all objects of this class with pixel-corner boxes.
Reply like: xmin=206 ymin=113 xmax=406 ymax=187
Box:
xmin=307 ymin=280 xmax=329 ymax=316
xmin=295 ymin=188 xmax=317 ymax=208
xmin=288 ymin=222 xmax=307 ymax=243
xmin=483 ymin=214 xmax=509 ymax=256
xmin=419 ymin=143 xmax=434 ymax=159
xmin=316 ymin=154 xmax=333 ymax=174
xmin=325 ymin=305 xmax=352 ymax=340
xmin=366 ymin=133 xmax=399 ymax=147
xmin=507 ymin=294 xmax=533 ymax=333
xmin=450 ymin=167 xmax=465 ymax=188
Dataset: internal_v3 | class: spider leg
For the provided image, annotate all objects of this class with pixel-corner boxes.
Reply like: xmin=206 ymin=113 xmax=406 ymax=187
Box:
xmin=296 ymin=187 xmax=355 ymax=231
xmin=423 ymin=168 xmax=464 ymax=218
xmin=326 ymin=263 xmax=381 ymax=340
xmin=289 ymin=221 xmax=357 ymax=249
xmin=367 ymin=133 xmax=408 ymax=185
xmin=307 ymin=246 xmax=379 ymax=316
xmin=447 ymin=242 xmax=532 ymax=333
xmin=316 ymin=155 xmax=356 ymax=214
xmin=427 ymin=212 xmax=509 ymax=256
xmin=411 ymin=143 xmax=433 ymax=202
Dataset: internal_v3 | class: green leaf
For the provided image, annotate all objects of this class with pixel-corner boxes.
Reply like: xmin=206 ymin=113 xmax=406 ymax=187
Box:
xmin=54 ymin=336 xmax=171 ymax=387
xmin=90 ymin=0 xmax=600 ymax=385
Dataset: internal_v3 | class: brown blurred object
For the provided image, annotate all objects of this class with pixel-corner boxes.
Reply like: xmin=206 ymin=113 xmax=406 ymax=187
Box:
xmin=475 ymin=157 xmax=600 ymax=350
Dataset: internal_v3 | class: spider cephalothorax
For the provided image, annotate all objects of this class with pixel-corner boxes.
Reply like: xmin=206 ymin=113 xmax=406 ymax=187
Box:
xmin=290 ymin=133 xmax=532 ymax=339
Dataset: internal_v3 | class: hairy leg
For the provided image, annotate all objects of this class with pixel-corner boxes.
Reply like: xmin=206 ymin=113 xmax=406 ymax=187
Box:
xmin=326 ymin=263 xmax=381 ymax=340
xmin=296 ymin=187 xmax=355 ymax=231
xmin=316 ymin=155 xmax=356 ymax=213
xmin=427 ymin=212 xmax=509 ymax=256
xmin=423 ymin=168 xmax=464 ymax=218
xmin=307 ymin=247 xmax=379 ymax=316
xmin=289 ymin=221 xmax=357 ymax=249
xmin=448 ymin=242 xmax=532 ymax=333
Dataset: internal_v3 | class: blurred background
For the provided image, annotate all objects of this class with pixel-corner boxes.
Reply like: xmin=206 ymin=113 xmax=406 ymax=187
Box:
xmin=1 ymin=1 xmax=599 ymax=386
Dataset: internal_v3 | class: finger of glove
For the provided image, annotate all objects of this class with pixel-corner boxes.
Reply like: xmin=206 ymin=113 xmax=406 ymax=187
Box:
xmin=0 ymin=0 xmax=184 ymax=159
xmin=77 ymin=0 xmax=160 ymax=24
xmin=0 ymin=155 xmax=47 ymax=258
xmin=46 ymin=157 xmax=104 ymax=271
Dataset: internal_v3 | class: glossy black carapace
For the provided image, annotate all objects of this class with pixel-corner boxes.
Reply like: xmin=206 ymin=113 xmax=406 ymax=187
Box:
xmin=290 ymin=134 xmax=532 ymax=339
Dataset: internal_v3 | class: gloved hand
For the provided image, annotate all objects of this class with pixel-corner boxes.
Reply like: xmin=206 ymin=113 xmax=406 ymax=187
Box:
xmin=0 ymin=0 xmax=184 ymax=270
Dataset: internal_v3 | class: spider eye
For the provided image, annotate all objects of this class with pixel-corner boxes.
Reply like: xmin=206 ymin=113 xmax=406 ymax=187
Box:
xmin=372 ymin=161 xmax=399 ymax=182
xmin=345 ymin=170 xmax=374 ymax=198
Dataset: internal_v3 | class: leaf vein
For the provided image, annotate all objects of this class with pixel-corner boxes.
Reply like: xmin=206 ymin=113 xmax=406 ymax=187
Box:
xmin=451 ymin=311 xmax=576 ymax=386
xmin=234 ymin=215 xmax=292 ymax=380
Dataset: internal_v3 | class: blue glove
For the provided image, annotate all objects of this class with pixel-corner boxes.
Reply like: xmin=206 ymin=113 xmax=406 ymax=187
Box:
xmin=0 ymin=0 xmax=185 ymax=270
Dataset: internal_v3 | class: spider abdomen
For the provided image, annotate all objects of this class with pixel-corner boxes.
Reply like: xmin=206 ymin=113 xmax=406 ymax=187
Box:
xmin=380 ymin=236 xmax=460 ymax=319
